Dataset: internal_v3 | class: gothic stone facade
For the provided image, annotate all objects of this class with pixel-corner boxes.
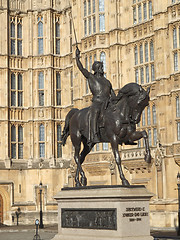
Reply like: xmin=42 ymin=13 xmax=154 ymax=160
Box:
xmin=0 ymin=0 xmax=180 ymax=229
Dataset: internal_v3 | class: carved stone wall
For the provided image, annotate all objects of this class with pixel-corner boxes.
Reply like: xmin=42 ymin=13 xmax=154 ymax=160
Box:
xmin=0 ymin=0 xmax=180 ymax=228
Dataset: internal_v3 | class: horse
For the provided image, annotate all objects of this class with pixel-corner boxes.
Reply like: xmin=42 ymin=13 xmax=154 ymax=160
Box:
xmin=61 ymin=83 xmax=151 ymax=187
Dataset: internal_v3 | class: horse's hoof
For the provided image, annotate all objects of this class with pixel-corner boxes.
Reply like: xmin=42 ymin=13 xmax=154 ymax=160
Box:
xmin=122 ymin=179 xmax=130 ymax=186
xmin=81 ymin=177 xmax=87 ymax=186
xmin=145 ymin=153 xmax=151 ymax=163
xmin=75 ymin=182 xmax=81 ymax=187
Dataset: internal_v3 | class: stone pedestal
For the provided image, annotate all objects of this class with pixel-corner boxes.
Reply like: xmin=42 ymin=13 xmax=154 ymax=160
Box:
xmin=52 ymin=185 xmax=153 ymax=240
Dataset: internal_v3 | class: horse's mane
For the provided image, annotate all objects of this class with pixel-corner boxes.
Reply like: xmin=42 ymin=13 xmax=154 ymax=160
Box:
xmin=116 ymin=83 xmax=141 ymax=101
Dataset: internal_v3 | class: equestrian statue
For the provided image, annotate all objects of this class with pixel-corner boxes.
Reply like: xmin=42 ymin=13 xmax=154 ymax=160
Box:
xmin=61 ymin=47 xmax=151 ymax=187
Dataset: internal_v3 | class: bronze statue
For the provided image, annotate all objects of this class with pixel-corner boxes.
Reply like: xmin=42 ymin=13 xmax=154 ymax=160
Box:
xmin=62 ymin=49 xmax=151 ymax=187
xmin=76 ymin=47 xmax=117 ymax=144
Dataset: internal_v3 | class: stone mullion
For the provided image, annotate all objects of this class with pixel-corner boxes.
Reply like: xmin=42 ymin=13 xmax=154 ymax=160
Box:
xmin=45 ymin=122 xmax=48 ymax=159
xmin=53 ymin=13 xmax=56 ymax=55
xmin=162 ymin=158 xmax=167 ymax=199
xmin=49 ymin=10 xmax=53 ymax=55
xmin=29 ymin=120 xmax=34 ymax=162
xmin=4 ymin=0 xmax=10 ymax=164
xmin=34 ymin=121 xmax=38 ymax=161
xmin=28 ymin=11 xmax=33 ymax=57
xmin=118 ymin=45 xmax=122 ymax=88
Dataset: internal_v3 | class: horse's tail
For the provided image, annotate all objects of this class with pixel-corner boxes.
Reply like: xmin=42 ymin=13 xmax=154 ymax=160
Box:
xmin=61 ymin=108 xmax=79 ymax=146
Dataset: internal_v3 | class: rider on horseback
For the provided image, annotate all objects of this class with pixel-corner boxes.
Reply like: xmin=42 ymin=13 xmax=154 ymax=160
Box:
xmin=76 ymin=47 xmax=117 ymax=145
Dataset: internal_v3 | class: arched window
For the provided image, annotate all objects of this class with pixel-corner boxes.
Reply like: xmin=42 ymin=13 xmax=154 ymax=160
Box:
xmin=88 ymin=0 xmax=91 ymax=14
xmin=11 ymin=73 xmax=16 ymax=106
xmin=135 ymin=69 xmax=139 ymax=84
xmin=89 ymin=55 xmax=92 ymax=72
xmin=18 ymin=74 xmax=23 ymax=106
xmin=57 ymin=124 xmax=62 ymax=158
xmin=173 ymin=28 xmax=177 ymax=49
xmin=11 ymin=125 xmax=23 ymax=159
xmin=152 ymin=105 xmax=156 ymax=124
xmin=11 ymin=22 xmax=15 ymax=38
xmin=17 ymin=22 xmax=22 ymax=55
xmin=99 ymin=0 xmax=104 ymax=12
xmin=99 ymin=14 xmax=105 ymax=32
xmin=143 ymin=2 xmax=147 ymax=20
xmin=38 ymin=72 xmax=44 ymax=88
xmin=177 ymin=122 xmax=180 ymax=141
xmin=10 ymin=21 xmax=15 ymax=55
xmin=88 ymin=17 xmax=92 ymax=35
xmin=140 ymin=67 xmax=144 ymax=84
xmin=133 ymin=6 xmax=137 ymax=24
xmin=11 ymin=125 xmax=16 ymax=159
xmin=148 ymin=129 xmax=152 ymax=146
xmin=39 ymin=124 xmax=44 ymax=141
xmin=145 ymin=42 xmax=148 ymax=62
xmin=93 ymin=15 xmax=96 ymax=33
xmin=84 ymin=1 xmax=87 ymax=16
xmin=140 ymin=44 xmax=143 ymax=64
xmin=138 ymin=4 xmax=142 ymax=23
xmin=55 ymin=22 xmax=60 ymax=54
xmin=38 ymin=17 xmax=43 ymax=54
xmin=10 ymin=17 xmax=23 ymax=56
xmin=150 ymin=41 xmax=154 ymax=61
xmin=56 ymin=72 xmax=61 ymax=105
xmin=100 ymin=52 xmax=106 ymax=71
xmin=11 ymin=73 xmax=23 ymax=107
xmin=153 ymin=128 xmax=157 ymax=146
xmin=151 ymin=64 xmax=155 ymax=81
xmin=176 ymin=96 xmax=180 ymax=117
xmin=84 ymin=19 xmax=87 ymax=36
xmin=18 ymin=126 xmax=23 ymax=159
xmin=149 ymin=1 xmax=152 ymax=19
xmin=142 ymin=110 xmax=145 ymax=126
xmin=93 ymin=0 xmax=95 ymax=13
xmin=11 ymin=125 xmax=16 ymax=142
xmin=39 ymin=124 xmax=45 ymax=158
xmin=145 ymin=65 xmax=149 ymax=83
xmin=134 ymin=46 xmax=138 ymax=65
xmin=38 ymin=72 xmax=44 ymax=106
xmin=99 ymin=0 xmax=105 ymax=32
xmin=147 ymin=106 xmax=151 ymax=125
xmin=174 ymin=51 xmax=178 ymax=71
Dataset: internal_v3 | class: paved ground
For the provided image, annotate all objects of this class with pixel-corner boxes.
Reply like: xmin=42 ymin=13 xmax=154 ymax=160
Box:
xmin=0 ymin=224 xmax=180 ymax=240
xmin=0 ymin=224 xmax=58 ymax=240
xmin=150 ymin=229 xmax=179 ymax=239
xmin=0 ymin=231 xmax=56 ymax=240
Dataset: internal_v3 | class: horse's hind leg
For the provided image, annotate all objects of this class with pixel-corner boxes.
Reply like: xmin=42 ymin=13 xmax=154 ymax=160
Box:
xmin=72 ymin=135 xmax=89 ymax=187
xmin=79 ymin=140 xmax=95 ymax=186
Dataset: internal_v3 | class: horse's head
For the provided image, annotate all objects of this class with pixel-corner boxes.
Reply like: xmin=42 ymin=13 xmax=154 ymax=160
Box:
xmin=117 ymin=83 xmax=150 ymax=124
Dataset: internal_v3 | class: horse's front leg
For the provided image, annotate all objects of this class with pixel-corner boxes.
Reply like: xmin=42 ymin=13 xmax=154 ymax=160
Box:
xmin=110 ymin=137 xmax=130 ymax=186
xmin=129 ymin=130 xmax=151 ymax=163
xmin=74 ymin=145 xmax=82 ymax=187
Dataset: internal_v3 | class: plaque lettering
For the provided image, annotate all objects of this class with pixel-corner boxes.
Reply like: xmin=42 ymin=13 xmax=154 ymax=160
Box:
xmin=122 ymin=206 xmax=148 ymax=222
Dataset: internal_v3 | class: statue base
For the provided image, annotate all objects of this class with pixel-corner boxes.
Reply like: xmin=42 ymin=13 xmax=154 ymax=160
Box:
xmin=52 ymin=185 xmax=153 ymax=240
